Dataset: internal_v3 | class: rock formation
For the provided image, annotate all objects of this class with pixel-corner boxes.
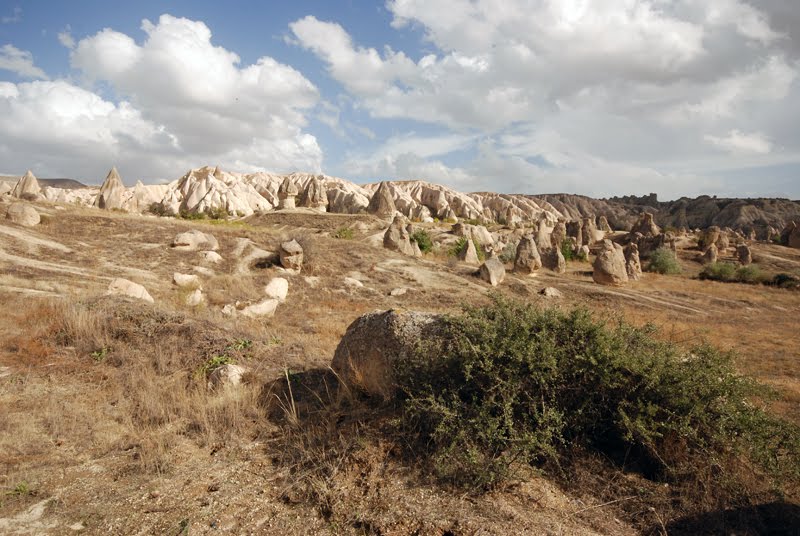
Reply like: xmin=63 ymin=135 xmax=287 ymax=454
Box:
xmin=702 ymin=244 xmax=719 ymax=264
xmin=279 ymin=239 xmax=304 ymax=271
xmin=592 ymin=240 xmax=628 ymax=286
xmin=171 ymin=230 xmax=219 ymax=251
xmin=624 ymin=243 xmax=642 ymax=281
xmin=541 ymin=247 xmax=566 ymax=273
xmin=367 ymin=181 xmax=397 ymax=219
xmin=736 ymin=244 xmax=752 ymax=265
xmin=479 ymin=258 xmax=506 ymax=286
xmin=278 ymin=177 xmax=299 ymax=210
xmin=383 ymin=215 xmax=418 ymax=257
xmin=11 ymin=170 xmax=41 ymax=199
xmin=107 ymin=278 xmax=154 ymax=303
xmin=513 ymin=236 xmax=542 ymax=274
xmin=298 ymin=175 xmax=327 ymax=212
xmin=5 ymin=203 xmax=40 ymax=227
xmin=93 ymin=167 xmax=126 ymax=210
xmin=457 ymin=237 xmax=480 ymax=264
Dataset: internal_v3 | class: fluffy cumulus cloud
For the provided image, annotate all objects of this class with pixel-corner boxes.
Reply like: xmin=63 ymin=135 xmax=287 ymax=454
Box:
xmin=292 ymin=0 xmax=800 ymax=198
xmin=0 ymin=45 xmax=48 ymax=79
xmin=0 ymin=14 xmax=322 ymax=182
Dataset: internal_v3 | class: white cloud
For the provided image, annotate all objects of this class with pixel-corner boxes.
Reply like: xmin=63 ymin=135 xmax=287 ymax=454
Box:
xmin=0 ymin=45 xmax=48 ymax=79
xmin=1 ymin=6 xmax=21 ymax=24
xmin=58 ymin=25 xmax=76 ymax=49
xmin=705 ymin=130 xmax=772 ymax=154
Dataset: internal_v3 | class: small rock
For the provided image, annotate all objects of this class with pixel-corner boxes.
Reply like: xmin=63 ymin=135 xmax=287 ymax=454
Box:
xmin=540 ymin=287 xmax=562 ymax=298
xmin=344 ymin=277 xmax=364 ymax=288
xmin=107 ymin=278 xmax=154 ymax=303
xmin=389 ymin=287 xmax=408 ymax=296
xmin=173 ymin=272 xmax=201 ymax=288
xmin=201 ymin=251 xmax=223 ymax=264
xmin=193 ymin=266 xmax=215 ymax=277
xmin=208 ymin=364 xmax=247 ymax=390
xmin=186 ymin=289 xmax=205 ymax=307
xmin=264 ymin=277 xmax=289 ymax=302
xmin=479 ymin=258 xmax=506 ymax=286
xmin=279 ymin=239 xmax=304 ymax=271
xmin=172 ymin=230 xmax=219 ymax=251
xmin=304 ymin=276 xmax=321 ymax=288
xmin=241 ymin=298 xmax=279 ymax=318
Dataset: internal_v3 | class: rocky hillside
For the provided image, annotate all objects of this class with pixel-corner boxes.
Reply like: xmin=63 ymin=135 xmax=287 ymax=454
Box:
xmin=3 ymin=167 xmax=799 ymax=236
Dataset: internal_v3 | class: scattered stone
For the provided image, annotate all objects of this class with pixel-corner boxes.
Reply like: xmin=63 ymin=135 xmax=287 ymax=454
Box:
xmin=344 ymin=277 xmax=364 ymax=288
xmin=624 ymin=243 xmax=642 ymax=281
xmin=186 ymin=289 xmax=205 ymax=307
xmin=736 ymin=244 xmax=752 ymax=265
xmin=193 ymin=266 xmax=215 ymax=277
xmin=208 ymin=364 xmax=247 ymax=390
xmin=513 ymin=236 xmax=542 ymax=274
xmin=367 ymin=181 xmax=397 ymax=219
xmin=304 ymin=276 xmax=321 ymax=288
xmin=264 ymin=277 xmax=289 ymax=302
xmin=5 ymin=203 xmax=40 ymax=227
xmin=279 ymin=239 xmax=304 ymax=271
xmin=107 ymin=278 xmax=154 ymax=303
xmin=457 ymin=237 xmax=480 ymax=264
xmin=201 ymin=251 xmax=223 ymax=264
xmin=479 ymin=257 xmax=506 ymax=286
xmin=172 ymin=230 xmax=219 ymax=251
xmin=241 ymin=298 xmax=279 ymax=318
xmin=332 ymin=310 xmax=446 ymax=398
xmin=173 ymin=272 xmax=201 ymax=288
xmin=540 ymin=287 xmax=562 ymax=298
xmin=541 ymin=247 xmax=566 ymax=273
xmin=389 ymin=287 xmax=408 ymax=296
xmin=702 ymin=244 xmax=718 ymax=264
xmin=592 ymin=240 xmax=629 ymax=286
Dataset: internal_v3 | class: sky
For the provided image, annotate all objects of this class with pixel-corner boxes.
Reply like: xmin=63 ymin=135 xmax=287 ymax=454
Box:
xmin=0 ymin=1 xmax=799 ymax=200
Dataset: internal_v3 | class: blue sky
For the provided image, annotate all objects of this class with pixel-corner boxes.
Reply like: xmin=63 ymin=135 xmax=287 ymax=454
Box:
xmin=1 ymin=0 xmax=799 ymax=199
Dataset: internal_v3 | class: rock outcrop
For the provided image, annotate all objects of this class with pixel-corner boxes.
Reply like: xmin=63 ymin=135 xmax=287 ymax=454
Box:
xmin=93 ymin=167 xmax=126 ymax=210
xmin=736 ymin=244 xmax=752 ymax=265
xmin=278 ymin=177 xmax=299 ymax=210
xmin=541 ymin=247 xmax=566 ymax=273
xmin=513 ymin=236 xmax=542 ymax=274
xmin=5 ymin=203 xmax=40 ymax=227
xmin=702 ymin=244 xmax=719 ymax=264
xmin=479 ymin=258 xmax=506 ymax=286
xmin=782 ymin=221 xmax=800 ymax=249
xmin=624 ymin=243 xmax=642 ymax=281
xmin=367 ymin=181 xmax=397 ymax=219
xmin=592 ymin=240 xmax=628 ymax=286
xmin=383 ymin=215 xmax=418 ymax=257
xmin=457 ymin=237 xmax=480 ymax=264
xmin=332 ymin=310 xmax=446 ymax=398
xmin=11 ymin=170 xmax=41 ymax=199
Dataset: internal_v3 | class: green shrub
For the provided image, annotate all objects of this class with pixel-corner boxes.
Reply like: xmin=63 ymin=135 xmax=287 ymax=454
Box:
xmin=148 ymin=202 xmax=175 ymax=217
xmin=647 ymin=248 xmax=682 ymax=274
xmin=700 ymin=262 xmax=736 ymax=282
xmin=560 ymin=238 xmax=575 ymax=262
xmin=448 ymin=237 xmax=484 ymax=261
xmin=332 ymin=227 xmax=355 ymax=240
xmin=410 ymin=229 xmax=433 ymax=253
xmin=498 ymin=240 xmax=518 ymax=263
xmin=204 ymin=206 xmax=230 ymax=220
xmin=735 ymin=264 xmax=766 ymax=284
xmin=394 ymin=295 xmax=799 ymax=491
xmin=178 ymin=208 xmax=206 ymax=220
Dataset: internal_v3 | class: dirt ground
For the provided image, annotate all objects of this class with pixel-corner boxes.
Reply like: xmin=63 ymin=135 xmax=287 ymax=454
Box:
xmin=1 ymin=199 xmax=798 ymax=535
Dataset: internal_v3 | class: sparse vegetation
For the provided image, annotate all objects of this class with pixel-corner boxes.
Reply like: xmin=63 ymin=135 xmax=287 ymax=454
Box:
xmin=647 ymin=247 xmax=682 ymax=274
xmin=448 ymin=236 xmax=484 ymax=261
xmin=147 ymin=201 xmax=176 ymax=217
xmin=204 ymin=206 xmax=230 ymax=220
xmin=332 ymin=227 xmax=355 ymax=240
xmin=178 ymin=208 xmax=206 ymax=220
xmin=700 ymin=262 xmax=768 ymax=284
xmin=498 ymin=240 xmax=518 ymax=263
xmin=560 ymin=238 xmax=576 ymax=261
xmin=393 ymin=295 xmax=800 ymax=497
xmin=410 ymin=229 xmax=433 ymax=253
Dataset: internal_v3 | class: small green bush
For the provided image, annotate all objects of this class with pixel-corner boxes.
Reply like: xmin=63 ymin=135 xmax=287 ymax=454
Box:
xmin=394 ymin=295 xmax=800 ymax=491
xmin=410 ymin=229 xmax=433 ymax=253
xmin=647 ymin=248 xmax=682 ymax=274
xmin=700 ymin=262 xmax=736 ymax=282
xmin=735 ymin=264 xmax=766 ymax=284
xmin=448 ymin=237 xmax=484 ymax=261
xmin=178 ymin=208 xmax=206 ymax=220
xmin=204 ymin=206 xmax=230 ymax=220
xmin=332 ymin=227 xmax=355 ymax=240
xmin=148 ymin=202 xmax=175 ymax=217
xmin=560 ymin=238 xmax=575 ymax=262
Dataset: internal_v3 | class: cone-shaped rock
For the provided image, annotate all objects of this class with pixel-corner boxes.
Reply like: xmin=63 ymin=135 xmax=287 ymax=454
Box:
xmin=11 ymin=170 xmax=41 ymax=199
xmin=93 ymin=167 xmax=126 ymax=210
xmin=367 ymin=181 xmax=396 ymax=219
xmin=299 ymin=175 xmax=328 ymax=212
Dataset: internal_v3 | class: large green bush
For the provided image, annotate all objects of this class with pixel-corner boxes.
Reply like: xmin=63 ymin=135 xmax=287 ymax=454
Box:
xmin=394 ymin=296 xmax=799 ymax=490
xmin=647 ymin=247 xmax=682 ymax=274
xmin=410 ymin=229 xmax=433 ymax=253
xmin=700 ymin=262 xmax=767 ymax=285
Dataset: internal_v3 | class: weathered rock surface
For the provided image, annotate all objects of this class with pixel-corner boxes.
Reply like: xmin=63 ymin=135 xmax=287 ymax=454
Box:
xmin=107 ymin=278 xmax=154 ymax=303
xmin=383 ymin=215 xmax=418 ymax=257
xmin=279 ymin=240 xmax=304 ymax=271
xmin=172 ymin=230 xmax=219 ymax=251
xmin=5 ymin=203 xmax=40 ymax=227
xmin=736 ymin=244 xmax=752 ymax=265
xmin=93 ymin=167 xmax=126 ymax=210
xmin=624 ymin=243 xmax=642 ymax=281
xmin=11 ymin=170 xmax=41 ymax=199
xmin=457 ymin=237 xmax=480 ymax=264
xmin=540 ymin=287 xmax=563 ymax=298
xmin=367 ymin=181 xmax=397 ymax=219
xmin=592 ymin=240 xmax=629 ymax=286
xmin=332 ymin=310 xmax=446 ymax=398
xmin=241 ymin=298 xmax=280 ymax=318
xmin=702 ymin=244 xmax=719 ymax=264
xmin=173 ymin=272 xmax=201 ymax=288
xmin=513 ymin=236 xmax=542 ymax=274
xmin=208 ymin=364 xmax=247 ymax=390
xmin=479 ymin=257 xmax=506 ymax=286
xmin=264 ymin=277 xmax=289 ymax=302
xmin=541 ymin=247 xmax=566 ymax=273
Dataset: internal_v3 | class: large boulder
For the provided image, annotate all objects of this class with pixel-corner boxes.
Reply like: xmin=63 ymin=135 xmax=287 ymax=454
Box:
xmin=479 ymin=257 xmax=506 ymax=286
xmin=592 ymin=240 xmax=629 ymax=286
xmin=107 ymin=278 xmax=154 ymax=303
xmin=332 ymin=310 xmax=446 ymax=398
xmin=383 ymin=215 xmax=418 ymax=257
xmin=702 ymin=244 xmax=718 ymax=264
xmin=171 ymin=230 xmax=219 ymax=251
xmin=367 ymin=181 xmax=397 ymax=219
xmin=513 ymin=236 xmax=542 ymax=274
xmin=624 ymin=243 xmax=642 ymax=281
xmin=11 ymin=170 xmax=41 ymax=199
xmin=264 ymin=277 xmax=289 ymax=302
xmin=93 ymin=167 xmax=126 ymax=210
xmin=279 ymin=239 xmax=304 ymax=271
xmin=630 ymin=212 xmax=660 ymax=237
xmin=736 ymin=244 xmax=752 ymax=265
xmin=700 ymin=226 xmax=721 ymax=250
xmin=5 ymin=203 xmax=40 ymax=227
xmin=541 ymin=247 xmax=566 ymax=274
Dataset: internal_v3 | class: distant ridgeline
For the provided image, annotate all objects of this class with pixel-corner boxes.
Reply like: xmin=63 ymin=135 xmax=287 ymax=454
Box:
xmin=2 ymin=167 xmax=799 ymax=237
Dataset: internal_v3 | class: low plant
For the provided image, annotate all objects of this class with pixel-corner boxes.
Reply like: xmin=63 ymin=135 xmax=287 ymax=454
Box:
xmin=393 ymin=295 xmax=800 ymax=493
xmin=448 ymin=236 xmax=484 ymax=261
xmin=700 ymin=262 xmax=767 ymax=285
xmin=647 ymin=248 xmax=682 ymax=274
xmin=204 ymin=206 xmax=230 ymax=220
xmin=498 ymin=240 xmax=518 ymax=263
xmin=332 ymin=227 xmax=355 ymax=240
xmin=147 ymin=202 xmax=175 ymax=218
xmin=560 ymin=238 xmax=576 ymax=262
xmin=410 ymin=229 xmax=433 ymax=253
xmin=197 ymin=354 xmax=235 ymax=377
xmin=178 ymin=208 xmax=206 ymax=220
